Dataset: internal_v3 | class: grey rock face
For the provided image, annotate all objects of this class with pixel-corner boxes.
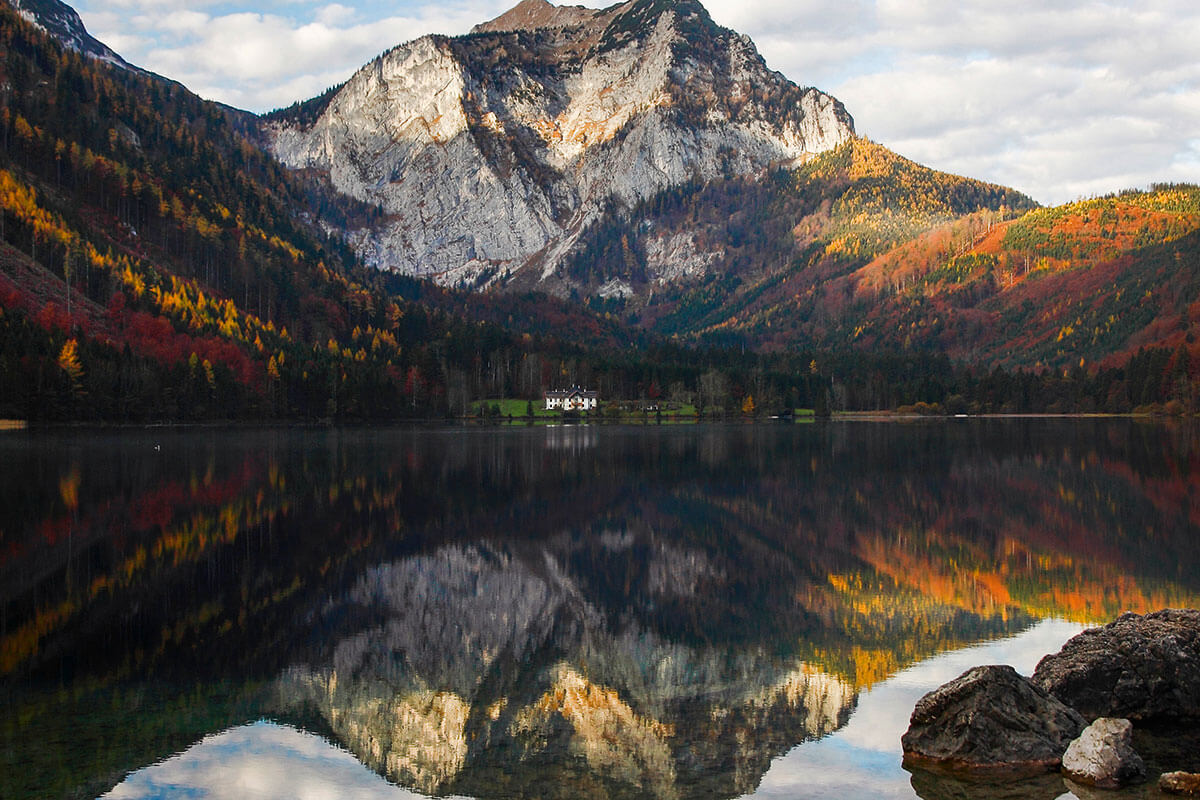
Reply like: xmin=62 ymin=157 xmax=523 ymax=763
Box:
xmin=6 ymin=0 xmax=134 ymax=69
xmin=265 ymin=0 xmax=853 ymax=282
xmin=1032 ymin=608 xmax=1200 ymax=721
xmin=901 ymin=664 xmax=1086 ymax=774
xmin=1061 ymin=717 xmax=1146 ymax=788
xmin=1161 ymin=771 xmax=1200 ymax=796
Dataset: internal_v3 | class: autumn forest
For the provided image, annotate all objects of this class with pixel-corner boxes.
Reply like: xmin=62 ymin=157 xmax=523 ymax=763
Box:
xmin=0 ymin=4 xmax=1198 ymax=422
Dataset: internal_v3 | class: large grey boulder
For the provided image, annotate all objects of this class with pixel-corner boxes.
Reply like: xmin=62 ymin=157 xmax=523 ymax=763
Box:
xmin=1032 ymin=609 xmax=1200 ymax=721
xmin=901 ymin=664 xmax=1086 ymax=774
xmin=1061 ymin=717 xmax=1146 ymax=788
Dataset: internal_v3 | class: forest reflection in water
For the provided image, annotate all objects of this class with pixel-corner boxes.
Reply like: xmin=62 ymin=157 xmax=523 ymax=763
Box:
xmin=1 ymin=420 xmax=1199 ymax=800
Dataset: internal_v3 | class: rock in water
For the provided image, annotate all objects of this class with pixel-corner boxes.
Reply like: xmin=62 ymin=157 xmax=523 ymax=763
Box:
xmin=1061 ymin=717 xmax=1146 ymax=788
xmin=1032 ymin=609 xmax=1200 ymax=721
xmin=1161 ymin=772 xmax=1200 ymax=796
xmin=901 ymin=664 xmax=1086 ymax=774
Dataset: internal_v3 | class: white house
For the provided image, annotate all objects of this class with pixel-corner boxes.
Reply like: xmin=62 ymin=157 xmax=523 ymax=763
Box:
xmin=544 ymin=387 xmax=598 ymax=411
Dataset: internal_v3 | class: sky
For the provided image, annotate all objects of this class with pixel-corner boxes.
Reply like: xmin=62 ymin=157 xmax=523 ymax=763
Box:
xmin=74 ymin=0 xmax=1200 ymax=205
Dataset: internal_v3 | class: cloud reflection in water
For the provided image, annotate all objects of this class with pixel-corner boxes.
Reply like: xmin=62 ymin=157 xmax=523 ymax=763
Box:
xmin=745 ymin=618 xmax=1088 ymax=799
xmin=102 ymin=720 xmax=468 ymax=800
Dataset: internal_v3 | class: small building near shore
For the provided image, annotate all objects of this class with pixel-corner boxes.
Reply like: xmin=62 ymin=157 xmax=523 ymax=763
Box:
xmin=544 ymin=387 xmax=598 ymax=411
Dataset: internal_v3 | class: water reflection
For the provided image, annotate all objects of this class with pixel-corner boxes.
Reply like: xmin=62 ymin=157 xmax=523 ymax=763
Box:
xmin=274 ymin=538 xmax=855 ymax=798
xmin=543 ymin=423 xmax=598 ymax=452
xmin=749 ymin=618 xmax=1087 ymax=799
xmin=1 ymin=421 xmax=1199 ymax=800
xmin=100 ymin=721 xmax=448 ymax=800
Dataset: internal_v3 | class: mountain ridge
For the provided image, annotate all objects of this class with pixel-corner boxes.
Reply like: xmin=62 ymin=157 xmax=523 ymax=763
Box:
xmin=263 ymin=0 xmax=854 ymax=284
xmin=2 ymin=0 xmax=132 ymax=70
xmin=471 ymin=0 xmax=599 ymax=34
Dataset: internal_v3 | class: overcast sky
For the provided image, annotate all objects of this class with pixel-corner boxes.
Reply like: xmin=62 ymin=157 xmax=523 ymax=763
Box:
xmin=75 ymin=0 xmax=1200 ymax=205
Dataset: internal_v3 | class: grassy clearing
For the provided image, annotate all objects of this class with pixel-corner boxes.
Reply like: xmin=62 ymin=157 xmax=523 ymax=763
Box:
xmin=485 ymin=399 xmax=559 ymax=418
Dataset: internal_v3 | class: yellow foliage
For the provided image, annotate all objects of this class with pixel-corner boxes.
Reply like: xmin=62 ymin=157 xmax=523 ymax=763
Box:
xmin=849 ymin=646 xmax=899 ymax=689
xmin=57 ymin=339 xmax=83 ymax=386
xmin=59 ymin=469 xmax=80 ymax=511
xmin=0 ymin=600 xmax=76 ymax=674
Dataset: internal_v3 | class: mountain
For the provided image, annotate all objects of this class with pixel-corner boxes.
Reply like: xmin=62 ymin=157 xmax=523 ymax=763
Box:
xmin=663 ymin=174 xmax=1200 ymax=368
xmin=565 ymin=137 xmax=1036 ymax=345
xmin=261 ymin=0 xmax=1063 ymax=362
xmin=261 ymin=0 xmax=1195 ymax=372
xmin=263 ymin=0 xmax=854 ymax=285
xmin=3 ymin=0 xmax=131 ymax=69
xmin=0 ymin=0 xmax=644 ymax=423
xmin=837 ymin=185 xmax=1200 ymax=369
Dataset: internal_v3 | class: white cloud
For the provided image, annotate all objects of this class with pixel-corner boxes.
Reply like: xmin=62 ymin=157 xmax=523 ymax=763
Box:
xmin=314 ymin=3 xmax=357 ymax=25
xmin=155 ymin=9 xmax=212 ymax=33
xmin=701 ymin=0 xmax=1200 ymax=203
xmin=98 ymin=0 xmax=225 ymax=7
xmin=80 ymin=1 xmax=510 ymax=111
xmin=72 ymin=0 xmax=1200 ymax=204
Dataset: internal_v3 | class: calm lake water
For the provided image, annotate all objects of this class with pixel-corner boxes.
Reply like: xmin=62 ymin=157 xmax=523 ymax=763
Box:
xmin=2 ymin=420 xmax=1199 ymax=800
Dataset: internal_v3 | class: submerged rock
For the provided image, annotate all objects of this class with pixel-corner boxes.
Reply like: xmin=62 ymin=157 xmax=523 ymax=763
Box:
xmin=1161 ymin=771 xmax=1200 ymax=796
xmin=1032 ymin=609 xmax=1200 ymax=721
xmin=1061 ymin=717 xmax=1146 ymax=788
xmin=901 ymin=664 xmax=1085 ymax=774
xmin=907 ymin=768 xmax=1066 ymax=800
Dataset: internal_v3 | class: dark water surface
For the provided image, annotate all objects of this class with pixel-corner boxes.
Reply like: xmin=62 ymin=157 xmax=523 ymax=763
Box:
xmin=2 ymin=420 xmax=1199 ymax=800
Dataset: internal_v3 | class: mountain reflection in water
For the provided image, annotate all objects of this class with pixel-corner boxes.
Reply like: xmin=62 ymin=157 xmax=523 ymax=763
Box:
xmin=2 ymin=421 xmax=1199 ymax=800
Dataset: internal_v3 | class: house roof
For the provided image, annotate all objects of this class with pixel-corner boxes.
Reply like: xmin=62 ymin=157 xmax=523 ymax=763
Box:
xmin=545 ymin=387 xmax=597 ymax=398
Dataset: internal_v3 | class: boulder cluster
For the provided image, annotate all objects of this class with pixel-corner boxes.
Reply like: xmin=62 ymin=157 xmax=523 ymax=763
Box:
xmin=902 ymin=609 xmax=1200 ymax=792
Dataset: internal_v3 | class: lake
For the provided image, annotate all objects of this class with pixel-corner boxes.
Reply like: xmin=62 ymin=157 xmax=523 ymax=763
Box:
xmin=2 ymin=420 xmax=1199 ymax=800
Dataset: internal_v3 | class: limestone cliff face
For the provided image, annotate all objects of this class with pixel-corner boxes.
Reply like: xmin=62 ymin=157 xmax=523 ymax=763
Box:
xmin=264 ymin=0 xmax=853 ymax=285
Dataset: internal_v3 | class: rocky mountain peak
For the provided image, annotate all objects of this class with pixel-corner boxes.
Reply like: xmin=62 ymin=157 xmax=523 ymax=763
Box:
xmin=471 ymin=0 xmax=598 ymax=34
xmin=471 ymin=0 xmax=718 ymax=55
xmin=265 ymin=0 xmax=854 ymax=284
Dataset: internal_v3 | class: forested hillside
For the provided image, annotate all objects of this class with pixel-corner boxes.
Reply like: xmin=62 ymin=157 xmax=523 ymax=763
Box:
xmin=824 ymin=184 xmax=1200 ymax=371
xmin=555 ymin=139 xmax=1035 ymax=341
xmin=0 ymin=3 xmax=643 ymax=421
xmin=548 ymin=139 xmax=1200 ymax=411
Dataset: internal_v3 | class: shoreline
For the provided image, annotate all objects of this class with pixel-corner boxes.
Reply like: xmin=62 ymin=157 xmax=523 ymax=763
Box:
xmin=1 ymin=412 xmax=1196 ymax=432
